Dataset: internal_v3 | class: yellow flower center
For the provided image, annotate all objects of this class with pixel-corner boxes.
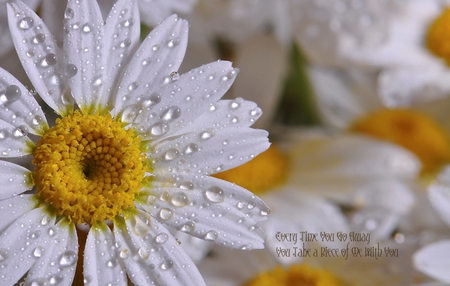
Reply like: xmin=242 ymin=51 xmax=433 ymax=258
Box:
xmin=426 ymin=8 xmax=450 ymax=63
xmin=32 ymin=111 xmax=148 ymax=225
xmin=241 ymin=264 xmax=342 ymax=286
xmin=213 ymin=144 xmax=288 ymax=196
xmin=350 ymin=108 xmax=450 ymax=175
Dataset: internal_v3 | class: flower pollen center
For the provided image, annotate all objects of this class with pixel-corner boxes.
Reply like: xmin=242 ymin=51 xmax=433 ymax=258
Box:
xmin=426 ymin=8 xmax=450 ymax=63
xmin=241 ymin=264 xmax=342 ymax=286
xmin=213 ymin=145 xmax=288 ymax=196
xmin=33 ymin=111 xmax=147 ymax=225
xmin=350 ymin=108 xmax=450 ymax=174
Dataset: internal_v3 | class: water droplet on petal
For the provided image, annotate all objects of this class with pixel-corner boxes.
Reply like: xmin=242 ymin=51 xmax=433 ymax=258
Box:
xmin=137 ymin=247 xmax=150 ymax=259
xmin=131 ymin=212 xmax=151 ymax=237
xmin=200 ymin=129 xmax=215 ymax=140
xmin=230 ymin=100 xmax=240 ymax=109
xmin=119 ymin=249 xmax=129 ymax=259
xmin=171 ymin=192 xmax=189 ymax=207
xmin=204 ymin=230 xmax=218 ymax=241
xmin=19 ymin=17 xmax=34 ymax=30
xmin=64 ymin=8 xmax=74 ymax=20
xmin=106 ymin=259 xmax=118 ymax=268
xmin=205 ymin=186 xmax=225 ymax=203
xmin=39 ymin=53 xmax=57 ymax=68
xmin=160 ymin=259 xmax=173 ymax=270
xmin=184 ymin=143 xmax=198 ymax=155
xmin=0 ymin=248 xmax=8 ymax=262
xmin=160 ymin=106 xmax=181 ymax=122
xmin=155 ymin=233 xmax=169 ymax=244
xmin=180 ymin=221 xmax=196 ymax=233
xmin=13 ymin=125 xmax=28 ymax=137
xmin=241 ymin=243 xmax=253 ymax=251
xmin=164 ymin=148 xmax=180 ymax=161
xmin=33 ymin=246 xmax=44 ymax=258
xmin=59 ymin=250 xmax=78 ymax=267
xmin=159 ymin=208 xmax=173 ymax=220
xmin=166 ymin=37 xmax=180 ymax=48
xmin=26 ymin=49 xmax=35 ymax=57
xmin=260 ymin=208 xmax=270 ymax=216
xmin=152 ymin=45 xmax=160 ymax=51
xmin=4 ymin=85 xmax=21 ymax=103
xmin=64 ymin=64 xmax=78 ymax=78
xmin=82 ymin=23 xmax=91 ymax=33
xmin=40 ymin=216 xmax=50 ymax=225
xmin=32 ymin=34 xmax=46 ymax=44
xmin=170 ymin=72 xmax=179 ymax=81
xmin=149 ymin=122 xmax=169 ymax=137
xmin=179 ymin=181 xmax=195 ymax=190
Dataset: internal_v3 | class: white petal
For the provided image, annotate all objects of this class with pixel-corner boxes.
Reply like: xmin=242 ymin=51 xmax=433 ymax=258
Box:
xmin=113 ymin=213 xmax=206 ymax=286
xmin=148 ymin=99 xmax=269 ymax=175
xmin=140 ymin=173 xmax=269 ymax=249
xmin=114 ymin=14 xmax=188 ymax=116
xmin=0 ymin=67 xmax=49 ymax=135
xmin=379 ymin=67 xmax=450 ymax=108
xmin=429 ymin=168 xmax=450 ymax=228
xmin=64 ymin=0 xmax=107 ymax=112
xmin=414 ymin=240 xmax=450 ymax=283
xmin=0 ymin=208 xmax=53 ymax=285
xmin=0 ymin=160 xmax=33 ymax=200
xmin=102 ymin=0 xmax=140 ymax=103
xmin=7 ymin=1 xmax=74 ymax=116
xmin=25 ymin=219 xmax=79 ymax=286
xmin=0 ymin=118 xmax=34 ymax=157
xmin=0 ymin=194 xmax=37 ymax=233
xmin=169 ymin=230 xmax=211 ymax=263
xmin=129 ymin=61 xmax=238 ymax=138
xmin=84 ymin=222 xmax=127 ymax=285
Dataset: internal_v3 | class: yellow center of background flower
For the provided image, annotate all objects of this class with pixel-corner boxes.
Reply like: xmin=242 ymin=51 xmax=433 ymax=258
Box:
xmin=426 ymin=8 xmax=450 ymax=63
xmin=241 ymin=264 xmax=342 ymax=286
xmin=33 ymin=111 xmax=147 ymax=225
xmin=350 ymin=108 xmax=450 ymax=175
xmin=213 ymin=145 xmax=288 ymax=196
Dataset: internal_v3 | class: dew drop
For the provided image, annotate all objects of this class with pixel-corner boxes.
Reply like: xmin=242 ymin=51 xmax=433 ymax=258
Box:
xmin=161 ymin=106 xmax=181 ymax=122
xmin=120 ymin=104 xmax=141 ymax=123
xmin=138 ymin=247 xmax=150 ymax=259
xmin=40 ymin=216 xmax=50 ymax=225
xmin=184 ymin=143 xmax=198 ymax=155
xmin=159 ymin=208 xmax=173 ymax=220
xmin=32 ymin=34 xmax=45 ymax=44
xmin=39 ymin=53 xmax=57 ymax=68
xmin=179 ymin=181 xmax=195 ymax=190
xmin=164 ymin=148 xmax=180 ymax=161
xmin=241 ymin=243 xmax=253 ymax=251
xmin=122 ymin=18 xmax=135 ymax=27
xmin=171 ymin=192 xmax=189 ymax=207
xmin=30 ymin=278 xmax=47 ymax=286
xmin=160 ymin=259 xmax=173 ymax=270
xmin=236 ymin=202 xmax=245 ymax=209
xmin=13 ymin=125 xmax=28 ymax=138
xmin=204 ymin=186 xmax=225 ymax=203
xmin=64 ymin=64 xmax=78 ymax=78
xmin=149 ymin=122 xmax=169 ymax=137
xmin=166 ymin=37 xmax=180 ymax=48
xmin=0 ymin=248 xmax=8 ymax=262
xmin=59 ymin=250 xmax=78 ymax=267
xmin=48 ymin=227 xmax=56 ymax=236
xmin=82 ymin=23 xmax=91 ymax=33
xmin=106 ymin=259 xmax=118 ymax=268
xmin=204 ymin=230 xmax=218 ymax=241
xmin=84 ymin=275 xmax=93 ymax=284
xmin=26 ymin=49 xmax=35 ymax=57
xmin=250 ymin=108 xmax=262 ymax=117
xmin=170 ymin=71 xmax=179 ymax=81
xmin=230 ymin=100 xmax=240 ymax=109
xmin=19 ymin=17 xmax=34 ymax=30
xmin=131 ymin=212 xmax=151 ymax=237
xmin=119 ymin=249 xmax=129 ymax=259
xmin=155 ymin=233 xmax=169 ymax=244
xmin=180 ymin=221 xmax=196 ymax=233
xmin=64 ymin=8 xmax=74 ymax=20
xmin=33 ymin=246 xmax=44 ymax=258
xmin=128 ymin=82 xmax=139 ymax=91
xmin=200 ymin=129 xmax=215 ymax=140
xmin=120 ymin=39 xmax=132 ymax=48
xmin=4 ymin=85 xmax=21 ymax=103
xmin=49 ymin=275 xmax=62 ymax=285
xmin=152 ymin=45 xmax=160 ymax=51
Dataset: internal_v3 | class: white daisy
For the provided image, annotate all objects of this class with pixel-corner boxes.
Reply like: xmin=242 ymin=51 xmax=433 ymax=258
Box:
xmin=0 ymin=0 xmax=271 ymax=285
xmin=294 ymin=0 xmax=450 ymax=108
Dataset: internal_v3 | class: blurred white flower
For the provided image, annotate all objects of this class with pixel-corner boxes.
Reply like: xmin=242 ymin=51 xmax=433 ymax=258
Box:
xmin=295 ymin=0 xmax=450 ymax=108
xmin=0 ymin=0 xmax=271 ymax=284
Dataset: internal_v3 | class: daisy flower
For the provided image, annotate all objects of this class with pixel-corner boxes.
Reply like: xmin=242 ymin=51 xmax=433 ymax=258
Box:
xmin=0 ymin=0 xmax=271 ymax=285
xmin=294 ymin=0 xmax=450 ymax=108
xmin=308 ymin=66 xmax=450 ymax=235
